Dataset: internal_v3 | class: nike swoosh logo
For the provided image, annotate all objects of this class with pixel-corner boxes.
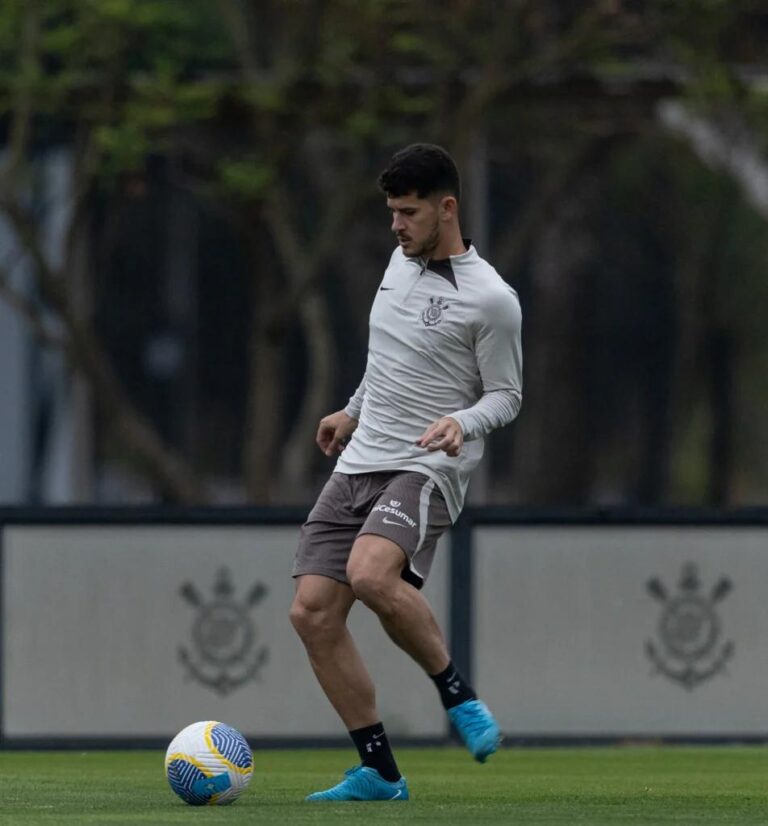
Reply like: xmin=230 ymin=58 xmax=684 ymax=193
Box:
xmin=382 ymin=517 xmax=406 ymax=526
xmin=389 ymin=790 xmax=402 ymax=800
xmin=379 ymin=286 xmax=395 ymax=291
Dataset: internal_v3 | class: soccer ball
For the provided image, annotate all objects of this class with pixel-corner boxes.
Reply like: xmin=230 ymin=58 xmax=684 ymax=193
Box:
xmin=165 ymin=720 xmax=253 ymax=805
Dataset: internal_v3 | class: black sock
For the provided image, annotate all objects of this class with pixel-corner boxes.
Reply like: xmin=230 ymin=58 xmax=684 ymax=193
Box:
xmin=430 ymin=661 xmax=477 ymax=710
xmin=349 ymin=723 xmax=401 ymax=782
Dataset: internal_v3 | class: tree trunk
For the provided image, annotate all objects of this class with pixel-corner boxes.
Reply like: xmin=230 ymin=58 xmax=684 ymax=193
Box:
xmin=243 ymin=235 xmax=283 ymax=503
xmin=276 ymin=285 xmax=335 ymax=501
xmin=512 ymin=185 xmax=597 ymax=504
xmin=707 ymin=329 xmax=734 ymax=505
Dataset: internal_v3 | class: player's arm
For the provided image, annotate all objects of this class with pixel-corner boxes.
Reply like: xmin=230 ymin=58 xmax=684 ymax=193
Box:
xmin=416 ymin=289 xmax=522 ymax=456
xmin=344 ymin=373 xmax=366 ymax=420
xmin=451 ymin=288 xmax=522 ymax=440
xmin=316 ymin=374 xmax=365 ymax=456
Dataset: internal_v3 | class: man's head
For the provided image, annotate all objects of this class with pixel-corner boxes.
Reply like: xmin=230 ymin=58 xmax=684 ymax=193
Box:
xmin=377 ymin=144 xmax=461 ymax=258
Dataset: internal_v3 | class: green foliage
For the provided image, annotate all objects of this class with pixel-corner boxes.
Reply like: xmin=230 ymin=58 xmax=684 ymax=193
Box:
xmin=93 ymin=123 xmax=149 ymax=175
xmin=2 ymin=0 xmax=760 ymax=199
xmin=217 ymin=157 xmax=275 ymax=201
xmin=0 ymin=0 xmax=231 ymax=179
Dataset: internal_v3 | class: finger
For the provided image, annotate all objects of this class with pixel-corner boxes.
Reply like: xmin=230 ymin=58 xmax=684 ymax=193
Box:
xmin=419 ymin=422 xmax=438 ymax=441
xmin=424 ymin=422 xmax=456 ymax=447
xmin=428 ymin=427 xmax=463 ymax=453
xmin=317 ymin=426 xmax=335 ymax=452
xmin=335 ymin=436 xmax=350 ymax=453
xmin=426 ymin=435 xmax=452 ymax=452
xmin=325 ymin=433 xmax=350 ymax=456
xmin=416 ymin=423 xmax=439 ymax=447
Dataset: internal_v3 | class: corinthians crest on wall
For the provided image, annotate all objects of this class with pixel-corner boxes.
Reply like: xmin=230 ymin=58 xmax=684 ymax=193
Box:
xmin=178 ymin=567 xmax=269 ymax=696
xmin=645 ymin=562 xmax=734 ymax=691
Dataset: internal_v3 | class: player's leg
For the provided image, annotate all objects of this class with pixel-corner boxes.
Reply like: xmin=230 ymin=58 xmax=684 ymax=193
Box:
xmin=347 ymin=534 xmax=450 ymax=673
xmin=348 ymin=534 xmax=500 ymax=762
xmin=352 ymin=472 xmax=501 ymax=762
xmin=290 ymin=573 xmax=407 ymax=800
xmin=291 ymin=474 xmax=408 ymax=801
xmin=289 ymin=574 xmax=372 ymax=728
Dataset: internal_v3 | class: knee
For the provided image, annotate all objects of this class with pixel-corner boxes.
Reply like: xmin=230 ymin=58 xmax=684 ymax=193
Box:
xmin=347 ymin=566 xmax=396 ymax=614
xmin=289 ymin=594 xmax=343 ymax=645
xmin=347 ymin=535 xmax=405 ymax=614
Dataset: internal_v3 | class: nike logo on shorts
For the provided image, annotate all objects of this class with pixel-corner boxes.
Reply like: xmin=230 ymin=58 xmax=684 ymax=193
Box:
xmin=382 ymin=517 xmax=408 ymax=527
xmin=379 ymin=286 xmax=395 ymax=291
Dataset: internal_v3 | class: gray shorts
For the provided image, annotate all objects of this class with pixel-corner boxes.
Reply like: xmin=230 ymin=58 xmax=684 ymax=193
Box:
xmin=293 ymin=471 xmax=451 ymax=589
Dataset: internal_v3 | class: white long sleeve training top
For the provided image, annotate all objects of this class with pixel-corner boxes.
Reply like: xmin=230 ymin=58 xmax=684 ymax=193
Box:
xmin=336 ymin=242 xmax=522 ymax=521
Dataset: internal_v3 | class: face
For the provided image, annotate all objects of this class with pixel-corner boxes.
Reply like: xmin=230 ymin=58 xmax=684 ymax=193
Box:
xmin=387 ymin=192 xmax=446 ymax=258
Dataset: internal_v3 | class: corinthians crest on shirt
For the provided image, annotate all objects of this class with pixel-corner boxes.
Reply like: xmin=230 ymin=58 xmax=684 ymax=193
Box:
xmin=178 ymin=567 xmax=269 ymax=696
xmin=421 ymin=296 xmax=450 ymax=327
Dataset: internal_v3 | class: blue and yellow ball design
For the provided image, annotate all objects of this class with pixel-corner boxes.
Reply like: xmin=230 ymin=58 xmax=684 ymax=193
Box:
xmin=165 ymin=721 xmax=253 ymax=805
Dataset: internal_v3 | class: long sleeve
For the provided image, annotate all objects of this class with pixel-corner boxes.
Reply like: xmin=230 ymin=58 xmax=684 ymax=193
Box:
xmin=450 ymin=387 xmax=521 ymax=441
xmin=449 ymin=287 xmax=523 ymax=440
xmin=344 ymin=373 xmax=367 ymax=419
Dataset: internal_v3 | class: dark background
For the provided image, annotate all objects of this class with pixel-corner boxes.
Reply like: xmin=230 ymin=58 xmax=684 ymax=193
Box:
xmin=1 ymin=0 xmax=767 ymax=508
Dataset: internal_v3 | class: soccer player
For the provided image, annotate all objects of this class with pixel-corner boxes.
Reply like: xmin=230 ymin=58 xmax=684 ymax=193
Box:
xmin=290 ymin=143 xmax=523 ymax=802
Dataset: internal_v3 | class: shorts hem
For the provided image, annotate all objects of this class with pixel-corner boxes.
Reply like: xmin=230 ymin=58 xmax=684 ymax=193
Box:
xmin=356 ymin=530 xmax=425 ymax=590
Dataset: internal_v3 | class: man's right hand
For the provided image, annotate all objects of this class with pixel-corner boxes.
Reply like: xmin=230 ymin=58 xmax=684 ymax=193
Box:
xmin=316 ymin=410 xmax=358 ymax=457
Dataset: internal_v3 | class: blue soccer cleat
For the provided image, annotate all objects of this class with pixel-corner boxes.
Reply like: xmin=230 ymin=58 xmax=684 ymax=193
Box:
xmin=448 ymin=699 xmax=502 ymax=763
xmin=305 ymin=765 xmax=409 ymax=802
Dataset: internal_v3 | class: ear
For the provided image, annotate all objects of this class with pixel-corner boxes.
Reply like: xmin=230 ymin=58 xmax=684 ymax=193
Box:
xmin=439 ymin=195 xmax=458 ymax=220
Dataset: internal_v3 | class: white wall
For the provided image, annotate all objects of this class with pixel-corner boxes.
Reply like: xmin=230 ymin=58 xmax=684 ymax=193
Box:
xmin=4 ymin=520 xmax=768 ymax=742
xmin=474 ymin=526 xmax=768 ymax=736
xmin=2 ymin=525 xmax=449 ymax=739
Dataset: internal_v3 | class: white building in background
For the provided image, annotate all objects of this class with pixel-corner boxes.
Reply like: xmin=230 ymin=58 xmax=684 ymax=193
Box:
xmin=0 ymin=148 xmax=89 ymax=504
xmin=0 ymin=209 xmax=32 ymax=502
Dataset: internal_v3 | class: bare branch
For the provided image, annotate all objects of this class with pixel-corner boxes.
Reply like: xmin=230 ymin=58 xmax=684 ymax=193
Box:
xmin=0 ymin=267 xmax=67 ymax=350
xmin=63 ymin=133 xmax=102 ymax=274
xmin=447 ymin=5 xmax=612 ymax=164
xmin=261 ymin=159 xmax=372 ymax=333
xmin=659 ymin=101 xmax=768 ymax=221
xmin=0 ymin=198 xmax=209 ymax=503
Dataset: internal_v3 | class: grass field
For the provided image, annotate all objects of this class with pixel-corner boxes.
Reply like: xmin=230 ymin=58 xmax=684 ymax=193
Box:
xmin=1 ymin=746 xmax=767 ymax=824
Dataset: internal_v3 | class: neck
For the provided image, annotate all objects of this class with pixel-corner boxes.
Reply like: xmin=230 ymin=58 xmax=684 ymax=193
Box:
xmin=428 ymin=225 xmax=467 ymax=260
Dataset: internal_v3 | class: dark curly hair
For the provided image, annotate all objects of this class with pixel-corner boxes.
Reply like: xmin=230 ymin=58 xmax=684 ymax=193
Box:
xmin=377 ymin=143 xmax=461 ymax=201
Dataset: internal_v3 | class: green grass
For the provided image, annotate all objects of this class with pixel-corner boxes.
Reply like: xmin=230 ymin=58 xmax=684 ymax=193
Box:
xmin=0 ymin=746 xmax=767 ymax=824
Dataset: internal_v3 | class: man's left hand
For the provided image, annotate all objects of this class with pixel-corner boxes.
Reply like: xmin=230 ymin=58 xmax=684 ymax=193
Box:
xmin=416 ymin=416 xmax=464 ymax=457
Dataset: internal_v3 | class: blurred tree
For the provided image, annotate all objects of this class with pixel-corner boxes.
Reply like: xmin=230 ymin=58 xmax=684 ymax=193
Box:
xmin=0 ymin=0 xmax=767 ymax=505
xmin=0 ymin=0 xmax=226 ymax=501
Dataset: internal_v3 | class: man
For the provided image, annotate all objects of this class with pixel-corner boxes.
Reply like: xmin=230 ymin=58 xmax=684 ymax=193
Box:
xmin=290 ymin=143 xmax=523 ymax=802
